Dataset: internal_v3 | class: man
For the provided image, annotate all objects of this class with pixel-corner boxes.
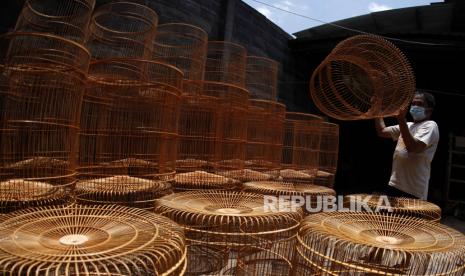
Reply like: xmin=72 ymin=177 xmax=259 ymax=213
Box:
xmin=375 ymin=91 xmax=439 ymax=200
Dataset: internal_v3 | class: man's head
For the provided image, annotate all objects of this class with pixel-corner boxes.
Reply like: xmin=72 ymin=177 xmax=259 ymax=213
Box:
xmin=410 ymin=91 xmax=435 ymax=122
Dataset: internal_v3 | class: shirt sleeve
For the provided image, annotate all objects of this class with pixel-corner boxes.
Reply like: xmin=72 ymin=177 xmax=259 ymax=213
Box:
xmin=385 ymin=125 xmax=401 ymax=141
xmin=414 ymin=121 xmax=439 ymax=148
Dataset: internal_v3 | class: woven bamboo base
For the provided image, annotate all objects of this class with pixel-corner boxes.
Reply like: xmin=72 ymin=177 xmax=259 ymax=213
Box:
xmin=294 ymin=212 xmax=465 ymax=275
xmin=75 ymin=175 xmax=172 ymax=210
xmin=345 ymin=193 xmax=442 ymax=222
xmin=0 ymin=204 xmax=187 ymax=275
xmin=172 ymin=171 xmax=241 ymax=191
xmin=0 ymin=179 xmax=72 ymax=213
xmin=155 ymin=191 xmax=302 ymax=275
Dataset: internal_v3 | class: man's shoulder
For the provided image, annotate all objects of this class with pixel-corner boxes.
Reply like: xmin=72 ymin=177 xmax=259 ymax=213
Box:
xmin=407 ymin=120 xmax=438 ymax=128
xmin=414 ymin=120 xmax=440 ymax=144
xmin=414 ymin=120 xmax=438 ymax=130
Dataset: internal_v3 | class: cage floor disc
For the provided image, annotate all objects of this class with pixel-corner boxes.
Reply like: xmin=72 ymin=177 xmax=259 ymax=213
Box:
xmin=0 ymin=204 xmax=186 ymax=275
xmin=296 ymin=212 xmax=465 ymax=275
xmin=345 ymin=194 xmax=442 ymax=221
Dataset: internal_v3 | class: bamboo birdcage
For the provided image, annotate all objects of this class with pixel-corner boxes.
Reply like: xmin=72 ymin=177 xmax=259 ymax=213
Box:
xmin=310 ymin=35 xmax=415 ymax=120
xmin=77 ymin=59 xmax=182 ymax=208
xmin=312 ymin=170 xmax=336 ymax=188
xmin=203 ymin=81 xmax=249 ymax=172
xmin=271 ymin=102 xmax=286 ymax=169
xmin=75 ymin=175 xmax=172 ymax=210
xmin=176 ymin=94 xmax=221 ymax=172
xmin=0 ymin=205 xmax=187 ymax=275
xmin=293 ymin=212 xmax=465 ymax=275
xmin=15 ymin=0 xmax=95 ymax=43
xmin=281 ymin=113 xmax=324 ymax=184
xmin=205 ymin=41 xmax=247 ymax=88
xmin=171 ymin=171 xmax=241 ymax=192
xmin=243 ymin=181 xmax=335 ymax=214
xmin=246 ymin=99 xmax=286 ymax=172
xmin=86 ymin=1 xmax=158 ymax=60
xmin=0 ymin=180 xmax=72 ymax=213
xmin=217 ymin=169 xmax=276 ymax=183
xmin=316 ymin=121 xmax=339 ymax=188
xmin=345 ymin=194 xmax=442 ymax=222
xmin=155 ymin=191 xmax=302 ymax=276
xmin=245 ymin=55 xmax=283 ymax=173
xmin=246 ymin=56 xmax=278 ymax=101
xmin=0 ymin=33 xmax=90 ymax=213
xmin=174 ymin=93 xmax=230 ymax=191
xmin=153 ymin=23 xmax=208 ymax=83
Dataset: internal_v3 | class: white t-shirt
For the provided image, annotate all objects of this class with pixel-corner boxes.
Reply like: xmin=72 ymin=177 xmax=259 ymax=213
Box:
xmin=385 ymin=120 xmax=439 ymax=199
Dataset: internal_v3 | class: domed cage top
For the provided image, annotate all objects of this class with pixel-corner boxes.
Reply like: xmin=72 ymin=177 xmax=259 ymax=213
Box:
xmin=155 ymin=191 xmax=302 ymax=276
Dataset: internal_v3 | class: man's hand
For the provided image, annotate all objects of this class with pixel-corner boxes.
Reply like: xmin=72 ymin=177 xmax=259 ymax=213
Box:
xmin=374 ymin=117 xmax=391 ymax=138
xmin=396 ymin=105 xmax=427 ymax=153
xmin=397 ymin=105 xmax=408 ymax=122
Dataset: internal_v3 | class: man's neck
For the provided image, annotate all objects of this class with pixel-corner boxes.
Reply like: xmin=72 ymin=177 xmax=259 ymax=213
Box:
xmin=413 ymin=118 xmax=430 ymax=124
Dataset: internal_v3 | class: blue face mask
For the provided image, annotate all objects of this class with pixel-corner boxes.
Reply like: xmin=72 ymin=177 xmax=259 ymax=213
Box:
xmin=410 ymin=106 xmax=427 ymax=121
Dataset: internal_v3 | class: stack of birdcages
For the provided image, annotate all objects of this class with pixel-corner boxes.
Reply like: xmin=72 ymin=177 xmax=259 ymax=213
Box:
xmin=76 ymin=2 xmax=181 ymax=209
xmin=0 ymin=1 xmax=188 ymax=275
xmin=0 ymin=0 xmax=95 ymax=213
xmin=2 ymin=2 xmax=463 ymax=276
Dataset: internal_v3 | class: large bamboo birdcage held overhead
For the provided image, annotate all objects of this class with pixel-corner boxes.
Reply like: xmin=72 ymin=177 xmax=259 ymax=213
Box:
xmin=155 ymin=191 xmax=302 ymax=276
xmin=0 ymin=32 xmax=90 ymax=213
xmin=293 ymin=212 xmax=465 ymax=275
xmin=14 ymin=0 xmax=96 ymax=43
xmin=310 ymin=35 xmax=415 ymax=120
xmin=86 ymin=1 xmax=158 ymax=60
xmin=246 ymin=56 xmax=279 ymax=101
xmin=345 ymin=194 xmax=442 ymax=222
xmin=0 ymin=205 xmax=187 ymax=275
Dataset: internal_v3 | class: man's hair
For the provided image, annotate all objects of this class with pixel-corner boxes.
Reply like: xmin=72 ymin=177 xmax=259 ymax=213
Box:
xmin=415 ymin=91 xmax=436 ymax=108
